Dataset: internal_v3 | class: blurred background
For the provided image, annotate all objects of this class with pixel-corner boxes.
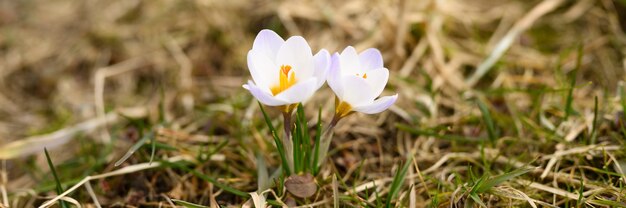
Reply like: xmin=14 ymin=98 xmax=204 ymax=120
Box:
xmin=1 ymin=0 xmax=626 ymax=206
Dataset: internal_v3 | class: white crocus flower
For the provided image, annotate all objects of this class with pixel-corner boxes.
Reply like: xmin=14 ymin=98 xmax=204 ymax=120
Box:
xmin=243 ymin=29 xmax=330 ymax=112
xmin=327 ymin=46 xmax=398 ymax=120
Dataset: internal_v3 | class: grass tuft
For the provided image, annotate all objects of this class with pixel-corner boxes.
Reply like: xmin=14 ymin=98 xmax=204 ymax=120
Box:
xmin=386 ymin=156 xmax=413 ymax=208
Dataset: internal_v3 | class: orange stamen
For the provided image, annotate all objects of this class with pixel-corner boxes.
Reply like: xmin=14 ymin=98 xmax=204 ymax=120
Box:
xmin=271 ymin=65 xmax=297 ymax=95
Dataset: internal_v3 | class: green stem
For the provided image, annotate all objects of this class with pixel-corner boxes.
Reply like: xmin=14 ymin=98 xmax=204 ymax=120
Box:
xmin=316 ymin=118 xmax=338 ymax=168
xmin=282 ymin=111 xmax=294 ymax=173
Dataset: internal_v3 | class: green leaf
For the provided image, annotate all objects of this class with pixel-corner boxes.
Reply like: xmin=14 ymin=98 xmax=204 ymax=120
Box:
xmin=150 ymin=130 xmax=156 ymax=164
xmin=621 ymin=83 xmax=626 ymax=125
xmin=296 ymin=103 xmax=311 ymax=173
xmin=588 ymin=199 xmax=626 ymax=207
xmin=564 ymin=44 xmax=583 ymax=120
xmin=386 ymin=156 xmax=413 ymax=208
xmin=258 ymin=102 xmax=291 ymax=175
xmin=469 ymin=193 xmax=487 ymax=208
xmin=590 ymin=96 xmax=599 ymax=144
xmin=171 ymin=199 xmax=210 ymax=208
xmin=44 ymin=148 xmax=69 ymax=208
xmin=477 ymin=99 xmax=498 ymax=146
xmin=475 ymin=168 xmax=532 ymax=193
xmin=577 ymin=179 xmax=585 ymax=207
xmin=293 ymin=104 xmax=304 ymax=173
xmin=114 ymin=131 xmax=154 ymax=166
xmin=312 ymin=107 xmax=322 ymax=175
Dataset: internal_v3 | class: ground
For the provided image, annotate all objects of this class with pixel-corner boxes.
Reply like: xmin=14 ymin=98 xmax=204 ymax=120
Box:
xmin=1 ymin=0 xmax=626 ymax=207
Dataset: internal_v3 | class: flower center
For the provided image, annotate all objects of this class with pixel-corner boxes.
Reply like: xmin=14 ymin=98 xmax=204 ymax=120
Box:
xmin=356 ymin=73 xmax=367 ymax=79
xmin=271 ymin=65 xmax=297 ymax=95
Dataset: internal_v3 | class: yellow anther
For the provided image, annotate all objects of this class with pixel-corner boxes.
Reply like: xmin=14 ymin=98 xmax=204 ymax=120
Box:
xmin=271 ymin=65 xmax=297 ymax=95
xmin=281 ymin=65 xmax=292 ymax=75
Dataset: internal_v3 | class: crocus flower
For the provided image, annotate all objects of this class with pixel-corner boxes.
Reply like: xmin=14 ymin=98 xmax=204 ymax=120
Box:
xmin=243 ymin=30 xmax=330 ymax=112
xmin=327 ymin=46 xmax=398 ymax=120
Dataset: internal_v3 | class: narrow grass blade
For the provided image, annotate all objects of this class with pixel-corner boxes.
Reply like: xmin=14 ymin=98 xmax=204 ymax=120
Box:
xmin=171 ymin=199 xmax=210 ymax=208
xmin=258 ymin=102 xmax=291 ymax=175
xmin=197 ymin=140 xmax=228 ymax=162
xmin=588 ymin=199 xmax=626 ymax=207
xmin=620 ymin=83 xmax=626 ymax=139
xmin=158 ymin=85 xmax=166 ymax=124
xmin=293 ymin=105 xmax=303 ymax=173
xmin=576 ymin=179 xmax=584 ymax=207
xmin=475 ymin=168 xmax=532 ymax=193
xmin=296 ymin=104 xmax=311 ymax=173
xmin=385 ymin=156 xmax=413 ymax=208
xmin=590 ymin=96 xmax=599 ymax=144
xmin=479 ymin=141 xmax=490 ymax=174
xmin=150 ymin=131 xmax=156 ymax=164
xmin=44 ymin=148 xmax=69 ymax=208
xmin=114 ymin=132 xmax=153 ymax=166
xmin=469 ymin=193 xmax=487 ymax=208
xmin=621 ymin=82 xmax=626 ymax=123
xmin=375 ymin=186 xmax=383 ymax=207
xmin=312 ymin=108 xmax=322 ymax=175
xmin=564 ymin=44 xmax=583 ymax=120
xmin=477 ymin=99 xmax=498 ymax=146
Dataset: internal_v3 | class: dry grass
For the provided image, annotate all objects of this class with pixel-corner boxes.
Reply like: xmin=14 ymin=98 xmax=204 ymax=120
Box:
xmin=1 ymin=0 xmax=626 ymax=207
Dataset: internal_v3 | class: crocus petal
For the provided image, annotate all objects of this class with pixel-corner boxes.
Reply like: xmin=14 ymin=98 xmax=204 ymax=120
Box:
xmin=359 ymin=48 xmax=383 ymax=71
xmin=275 ymin=78 xmax=318 ymax=103
xmin=243 ymin=81 xmax=288 ymax=106
xmin=277 ymin=36 xmax=314 ymax=80
xmin=363 ymin=67 xmax=389 ymax=97
xmin=340 ymin=75 xmax=376 ymax=107
xmin=339 ymin=46 xmax=361 ymax=76
xmin=327 ymin=53 xmax=343 ymax=98
xmin=353 ymin=94 xmax=398 ymax=114
xmin=313 ymin=49 xmax=330 ymax=88
xmin=247 ymin=49 xmax=278 ymax=87
xmin=252 ymin=29 xmax=284 ymax=61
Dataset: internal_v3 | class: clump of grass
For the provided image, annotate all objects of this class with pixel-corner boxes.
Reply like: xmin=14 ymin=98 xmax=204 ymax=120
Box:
xmin=385 ymin=156 xmax=412 ymax=208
